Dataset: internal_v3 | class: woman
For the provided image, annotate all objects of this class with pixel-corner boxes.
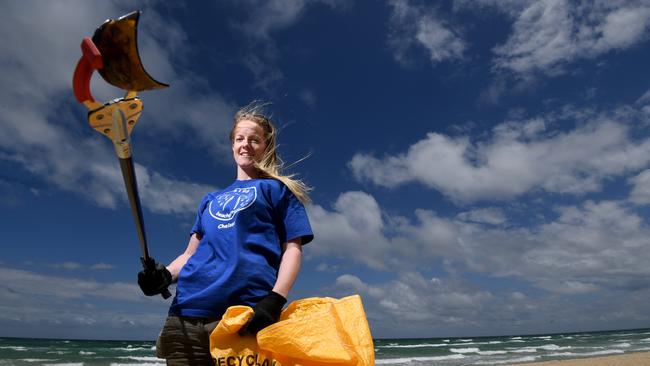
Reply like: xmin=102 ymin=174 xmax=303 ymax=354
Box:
xmin=138 ymin=103 xmax=314 ymax=365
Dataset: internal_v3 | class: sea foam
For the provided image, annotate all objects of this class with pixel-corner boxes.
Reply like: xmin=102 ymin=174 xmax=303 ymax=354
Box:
xmin=378 ymin=342 xmax=449 ymax=348
xmin=375 ymin=354 xmax=466 ymax=364
xmin=473 ymin=356 xmax=538 ymax=364
xmin=117 ymin=356 xmax=162 ymax=362
xmin=0 ymin=346 xmax=27 ymax=351
xmin=450 ymin=347 xmax=480 ymax=354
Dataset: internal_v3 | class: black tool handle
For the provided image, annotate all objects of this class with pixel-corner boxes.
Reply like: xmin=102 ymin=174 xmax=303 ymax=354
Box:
xmin=119 ymin=157 xmax=171 ymax=300
xmin=119 ymin=156 xmax=150 ymax=261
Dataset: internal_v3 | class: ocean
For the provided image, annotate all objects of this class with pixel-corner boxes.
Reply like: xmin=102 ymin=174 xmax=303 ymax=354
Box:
xmin=1 ymin=328 xmax=650 ymax=365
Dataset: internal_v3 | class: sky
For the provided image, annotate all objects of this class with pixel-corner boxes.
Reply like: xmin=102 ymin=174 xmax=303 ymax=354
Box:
xmin=1 ymin=0 xmax=650 ymax=341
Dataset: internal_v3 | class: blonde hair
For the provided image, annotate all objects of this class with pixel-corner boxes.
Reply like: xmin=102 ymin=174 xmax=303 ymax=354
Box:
xmin=230 ymin=102 xmax=311 ymax=204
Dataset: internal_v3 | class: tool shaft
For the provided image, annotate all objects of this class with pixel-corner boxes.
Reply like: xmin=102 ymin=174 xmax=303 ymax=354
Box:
xmin=119 ymin=156 xmax=150 ymax=262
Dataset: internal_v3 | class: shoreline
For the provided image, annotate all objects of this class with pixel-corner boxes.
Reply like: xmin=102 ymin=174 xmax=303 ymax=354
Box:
xmin=510 ymin=351 xmax=650 ymax=365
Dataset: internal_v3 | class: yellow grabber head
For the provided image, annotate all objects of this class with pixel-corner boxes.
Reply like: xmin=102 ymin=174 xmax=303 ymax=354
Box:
xmin=72 ymin=11 xmax=168 ymax=143
xmin=92 ymin=11 xmax=168 ymax=92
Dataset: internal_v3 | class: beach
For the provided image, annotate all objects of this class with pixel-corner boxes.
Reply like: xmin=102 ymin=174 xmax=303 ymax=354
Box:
xmin=512 ymin=351 xmax=650 ymax=365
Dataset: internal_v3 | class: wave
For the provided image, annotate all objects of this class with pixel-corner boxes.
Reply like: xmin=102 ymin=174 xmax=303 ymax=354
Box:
xmin=377 ymin=339 xmax=504 ymax=349
xmin=450 ymin=347 xmax=480 ymax=354
xmin=376 ymin=354 xmax=466 ymax=364
xmin=111 ymin=347 xmax=153 ymax=352
xmin=378 ymin=342 xmax=451 ymax=348
xmin=473 ymin=356 xmax=538 ymax=364
xmin=539 ymin=344 xmax=572 ymax=351
xmin=547 ymin=349 xmax=625 ymax=357
xmin=508 ymin=347 xmax=538 ymax=353
xmin=478 ymin=350 xmax=508 ymax=355
xmin=19 ymin=360 xmax=57 ymax=362
xmin=613 ymin=333 xmax=639 ymax=337
xmin=0 ymin=346 xmax=27 ymax=351
xmin=117 ymin=356 xmax=162 ymax=362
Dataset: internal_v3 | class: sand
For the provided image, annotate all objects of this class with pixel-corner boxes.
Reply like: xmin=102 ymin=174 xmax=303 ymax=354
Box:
xmin=510 ymin=351 xmax=650 ymax=366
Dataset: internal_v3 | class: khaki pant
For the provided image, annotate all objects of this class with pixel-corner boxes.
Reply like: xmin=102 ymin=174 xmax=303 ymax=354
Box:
xmin=156 ymin=315 xmax=220 ymax=366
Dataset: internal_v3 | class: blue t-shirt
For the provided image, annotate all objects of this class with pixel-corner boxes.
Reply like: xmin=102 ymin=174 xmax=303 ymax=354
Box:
xmin=169 ymin=179 xmax=313 ymax=318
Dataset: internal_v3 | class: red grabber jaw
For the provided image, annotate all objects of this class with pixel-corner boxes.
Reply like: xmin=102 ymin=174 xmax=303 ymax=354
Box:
xmin=72 ymin=11 xmax=171 ymax=299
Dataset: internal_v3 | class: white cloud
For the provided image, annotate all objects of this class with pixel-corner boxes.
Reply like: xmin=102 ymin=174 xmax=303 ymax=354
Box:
xmin=49 ymin=262 xmax=115 ymax=271
xmin=547 ymin=280 xmax=600 ymax=295
xmin=231 ymin=0 xmax=344 ymax=89
xmin=457 ymin=207 xmax=507 ymax=225
xmin=595 ymin=4 xmax=650 ymax=51
xmin=637 ymin=89 xmax=650 ymax=106
xmin=315 ymin=262 xmax=339 ymax=272
xmin=307 ymin=191 xmax=392 ymax=270
xmin=637 ymin=89 xmax=650 ymax=116
xmin=310 ymin=191 xmax=650 ymax=295
xmin=0 ymin=267 xmax=144 ymax=302
xmin=334 ymin=272 xmax=500 ymax=336
xmin=491 ymin=0 xmax=574 ymax=74
xmin=330 ymin=270 xmax=650 ymax=337
xmin=387 ymin=0 xmax=465 ymax=65
xmin=0 ymin=265 xmax=168 ymax=339
xmin=234 ymin=0 xmax=349 ymax=40
xmin=51 ymin=262 xmax=83 ymax=270
xmin=349 ymin=114 xmax=650 ymax=202
xmin=313 ymin=194 xmax=650 ymax=336
xmin=516 ymin=200 xmax=650 ymax=293
xmin=335 ymin=274 xmax=385 ymax=299
xmin=402 ymin=0 xmax=650 ymax=74
xmin=236 ymin=0 xmax=309 ymax=40
xmin=629 ymin=169 xmax=650 ymax=205
xmin=0 ymin=1 xmax=222 ymax=214
xmin=487 ymin=0 xmax=650 ymax=75
xmin=136 ymin=166 xmax=216 ymax=215
xmin=90 ymin=263 xmax=115 ymax=270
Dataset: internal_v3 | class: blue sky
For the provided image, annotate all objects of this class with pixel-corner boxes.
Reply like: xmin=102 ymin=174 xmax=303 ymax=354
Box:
xmin=1 ymin=0 xmax=650 ymax=340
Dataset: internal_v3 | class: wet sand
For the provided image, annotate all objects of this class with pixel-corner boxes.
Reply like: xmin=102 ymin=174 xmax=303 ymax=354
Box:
xmin=511 ymin=351 xmax=650 ymax=365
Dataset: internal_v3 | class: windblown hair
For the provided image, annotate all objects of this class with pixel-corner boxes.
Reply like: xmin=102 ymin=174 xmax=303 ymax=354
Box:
xmin=230 ymin=102 xmax=311 ymax=204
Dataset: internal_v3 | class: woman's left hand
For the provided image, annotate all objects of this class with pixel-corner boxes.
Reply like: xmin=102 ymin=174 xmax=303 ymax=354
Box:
xmin=240 ymin=291 xmax=287 ymax=335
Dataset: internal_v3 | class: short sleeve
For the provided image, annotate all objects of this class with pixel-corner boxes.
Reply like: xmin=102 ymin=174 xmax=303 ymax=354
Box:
xmin=190 ymin=194 xmax=210 ymax=237
xmin=275 ymin=185 xmax=314 ymax=245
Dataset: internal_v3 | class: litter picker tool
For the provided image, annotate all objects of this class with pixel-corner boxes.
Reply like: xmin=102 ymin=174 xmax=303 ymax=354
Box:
xmin=72 ymin=11 xmax=171 ymax=298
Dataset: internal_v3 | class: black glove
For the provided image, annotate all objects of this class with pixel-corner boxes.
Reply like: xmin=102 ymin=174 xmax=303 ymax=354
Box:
xmin=241 ymin=291 xmax=287 ymax=335
xmin=138 ymin=257 xmax=172 ymax=297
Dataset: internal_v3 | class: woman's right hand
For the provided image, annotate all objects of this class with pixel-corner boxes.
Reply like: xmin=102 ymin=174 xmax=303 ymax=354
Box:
xmin=138 ymin=257 xmax=172 ymax=296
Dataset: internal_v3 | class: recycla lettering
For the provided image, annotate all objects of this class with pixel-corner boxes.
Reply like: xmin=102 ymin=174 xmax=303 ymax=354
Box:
xmin=214 ymin=354 xmax=278 ymax=366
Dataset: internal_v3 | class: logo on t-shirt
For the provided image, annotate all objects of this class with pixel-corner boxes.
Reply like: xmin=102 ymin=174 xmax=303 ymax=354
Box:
xmin=208 ymin=187 xmax=257 ymax=221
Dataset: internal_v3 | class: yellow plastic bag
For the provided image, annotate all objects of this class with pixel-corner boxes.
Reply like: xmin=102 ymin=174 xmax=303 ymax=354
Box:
xmin=210 ymin=295 xmax=375 ymax=366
